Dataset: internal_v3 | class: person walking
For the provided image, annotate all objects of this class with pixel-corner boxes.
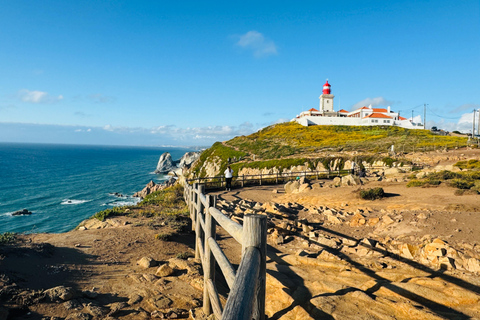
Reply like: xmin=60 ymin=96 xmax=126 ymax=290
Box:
xmin=224 ymin=165 xmax=233 ymax=191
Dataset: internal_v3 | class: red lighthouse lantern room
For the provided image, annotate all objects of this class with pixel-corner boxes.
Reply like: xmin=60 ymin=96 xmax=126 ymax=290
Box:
xmin=323 ymin=80 xmax=331 ymax=94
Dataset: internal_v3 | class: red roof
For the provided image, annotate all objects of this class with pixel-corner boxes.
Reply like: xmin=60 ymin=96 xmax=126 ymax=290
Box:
xmin=360 ymin=106 xmax=369 ymax=110
xmin=372 ymin=108 xmax=388 ymax=113
xmin=308 ymin=108 xmax=319 ymax=112
xmin=363 ymin=113 xmax=392 ymax=119
xmin=338 ymin=109 xmax=349 ymax=113
xmin=399 ymin=116 xmax=407 ymax=120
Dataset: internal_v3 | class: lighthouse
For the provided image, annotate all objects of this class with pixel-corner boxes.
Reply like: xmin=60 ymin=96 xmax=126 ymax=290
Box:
xmin=319 ymin=80 xmax=335 ymax=113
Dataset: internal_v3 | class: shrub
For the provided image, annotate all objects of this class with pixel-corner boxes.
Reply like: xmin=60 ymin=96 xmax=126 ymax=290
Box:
xmin=359 ymin=187 xmax=385 ymax=200
xmin=454 ymin=159 xmax=480 ymax=170
xmin=471 ymin=181 xmax=480 ymax=194
xmin=94 ymin=207 xmax=126 ymax=221
xmin=155 ymin=233 xmax=171 ymax=241
xmin=176 ymin=252 xmax=193 ymax=260
xmin=407 ymin=180 xmax=426 ymax=187
xmin=0 ymin=232 xmax=16 ymax=244
xmin=449 ymin=179 xmax=475 ymax=190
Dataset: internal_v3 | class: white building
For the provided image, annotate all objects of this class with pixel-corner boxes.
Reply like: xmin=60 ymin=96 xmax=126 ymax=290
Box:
xmin=295 ymin=81 xmax=423 ymax=129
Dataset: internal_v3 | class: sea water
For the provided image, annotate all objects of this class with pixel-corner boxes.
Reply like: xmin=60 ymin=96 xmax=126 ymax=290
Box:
xmin=0 ymin=143 xmax=193 ymax=234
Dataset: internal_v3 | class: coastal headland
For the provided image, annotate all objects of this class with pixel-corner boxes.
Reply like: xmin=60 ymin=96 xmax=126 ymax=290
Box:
xmin=1 ymin=124 xmax=480 ymax=319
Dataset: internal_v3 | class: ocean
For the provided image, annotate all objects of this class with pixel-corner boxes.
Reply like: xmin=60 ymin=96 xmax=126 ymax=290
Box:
xmin=0 ymin=143 xmax=193 ymax=234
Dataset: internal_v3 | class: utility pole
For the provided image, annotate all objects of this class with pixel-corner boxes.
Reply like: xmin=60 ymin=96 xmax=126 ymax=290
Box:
xmin=412 ymin=110 xmax=414 ymax=122
xmin=477 ymin=109 xmax=480 ymax=137
xmin=473 ymin=109 xmax=477 ymax=138
xmin=423 ymin=103 xmax=427 ymax=130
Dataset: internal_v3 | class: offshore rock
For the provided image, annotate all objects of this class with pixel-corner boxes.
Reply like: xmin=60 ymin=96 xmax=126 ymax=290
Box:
xmin=178 ymin=151 xmax=200 ymax=169
xmin=133 ymin=178 xmax=176 ymax=198
xmin=12 ymin=209 xmax=32 ymax=216
xmin=154 ymin=152 xmax=175 ymax=174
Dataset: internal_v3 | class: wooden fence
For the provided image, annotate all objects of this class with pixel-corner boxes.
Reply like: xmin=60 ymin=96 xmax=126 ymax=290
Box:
xmin=184 ymin=183 xmax=267 ymax=320
xmin=186 ymin=165 xmax=418 ymax=189
xmin=186 ymin=169 xmax=350 ymax=189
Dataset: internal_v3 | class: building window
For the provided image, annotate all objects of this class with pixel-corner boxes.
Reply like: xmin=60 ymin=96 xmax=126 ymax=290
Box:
xmin=383 ymin=120 xmax=390 ymax=123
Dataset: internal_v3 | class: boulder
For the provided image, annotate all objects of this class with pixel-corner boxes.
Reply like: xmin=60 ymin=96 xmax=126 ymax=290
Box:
xmin=156 ymin=264 xmax=175 ymax=277
xmin=341 ymin=174 xmax=362 ymax=186
xmin=44 ymin=286 xmax=77 ymax=301
xmin=12 ymin=209 xmax=32 ymax=216
xmin=154 ymin=152 xmax=175 ymax=174
xmin=332 ymin=177 xmax=341 ymax=186
xmin=137 ymin=256 xmax=157 ymax=269
xmin=284 ymin=181 xmax=300 ymax=194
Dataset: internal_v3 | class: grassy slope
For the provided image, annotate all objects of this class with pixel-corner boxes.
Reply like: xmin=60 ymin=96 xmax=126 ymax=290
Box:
xmin=226 ymin=122 xmax=468 ymax=159
xmin=189 ymin=122 xmax=469 ymax=177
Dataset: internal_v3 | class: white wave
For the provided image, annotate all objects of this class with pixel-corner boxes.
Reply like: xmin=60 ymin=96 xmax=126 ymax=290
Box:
xmin=61 ymin=199 xmax=91 ymax=205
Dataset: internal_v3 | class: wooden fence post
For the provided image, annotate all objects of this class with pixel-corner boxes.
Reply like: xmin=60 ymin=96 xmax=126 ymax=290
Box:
xmin=242 ymin=175 xmax=245 ymax=187
xmin=191 ymin=183 xmax=198 ymax=230
xmin=276 ymin=172 xmax=278 ymax=184
xmin=259 ymin=173 xmax=262 ymax=186
xmin=195 ymin=184 xmax=205 ymax=260
xmin=242 ymin=214 xmax=267 ymax=320
xmin=203 ymin=194 xmax=217 ymax=315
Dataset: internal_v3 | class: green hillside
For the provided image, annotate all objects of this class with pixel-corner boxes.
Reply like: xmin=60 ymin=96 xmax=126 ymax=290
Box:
xmin=189 ymin=122 xmax=469 ymax=178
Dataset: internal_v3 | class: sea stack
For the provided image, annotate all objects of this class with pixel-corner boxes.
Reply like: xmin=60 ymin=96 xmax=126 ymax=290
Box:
xmin=154 ymin=152 xmax=175 ymax=174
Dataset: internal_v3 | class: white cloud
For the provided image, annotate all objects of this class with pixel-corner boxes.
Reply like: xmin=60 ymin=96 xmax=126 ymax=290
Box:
xmin=18 ymin=89 xmax=63 ymax=104
xmin=236 ymin=31 xmax=277 ymax=58
xmin=351 ymin=97 xmax=393 ymax=111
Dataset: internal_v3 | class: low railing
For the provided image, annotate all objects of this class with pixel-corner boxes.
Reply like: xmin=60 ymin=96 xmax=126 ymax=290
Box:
xmin=186 ymin=169 xmax=350 ymax=189
xmin=184 ymin=183 xmax=267 ymax=320
xmin=185 ymin=165 xmax=418 ymax=189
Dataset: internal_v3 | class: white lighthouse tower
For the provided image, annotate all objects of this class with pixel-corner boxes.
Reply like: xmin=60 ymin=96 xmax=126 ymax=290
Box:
xmin=319 ymin=80 xmax=335 ymax=114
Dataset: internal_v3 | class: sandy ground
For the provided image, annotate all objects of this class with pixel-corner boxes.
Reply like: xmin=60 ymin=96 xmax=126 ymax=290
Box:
xmin=1 ymin=148 xmax=480 ymax=319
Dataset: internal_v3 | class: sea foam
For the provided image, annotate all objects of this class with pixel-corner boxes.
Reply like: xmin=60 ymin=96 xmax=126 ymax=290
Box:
xmin=61 ymin=199 xmax=91 ymax=205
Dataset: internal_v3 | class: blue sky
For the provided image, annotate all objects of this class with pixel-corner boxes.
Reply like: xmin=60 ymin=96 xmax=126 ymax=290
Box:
xmin=1 ymin=0 xmax=479 ymax=146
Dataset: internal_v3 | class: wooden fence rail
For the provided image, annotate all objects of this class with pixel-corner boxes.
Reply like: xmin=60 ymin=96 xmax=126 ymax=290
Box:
xmin=186 ymin=169 xmax=349 ymax=189
xmin=185 ymin=165 xmax=417 ymax=189
xmin=184 ymin=183 xmax=267 ymax=320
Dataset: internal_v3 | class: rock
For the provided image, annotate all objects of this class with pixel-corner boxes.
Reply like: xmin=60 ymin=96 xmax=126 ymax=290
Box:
xmin=341 ymin=174 xmax=362 ymax=186
xmin=284 ymin=180 xmax=300 ymax=193
xmin=82 ymin=290 xmax=98 ymax=299
xmin=465 ymin=258 xmax=480 ymax=273
xmin=148 ymin=295 xmax=173 ymax=309
xmin=85 ymin=303 xmax=109 ymax=317
xmin=298 ymin=183 xmax=312 ymax=193
xmin=156 ymin=264 xmax=175 ymax=277
xmin=349 ymin=213 xmax=366 ymax=227
xmin=134 ymin=180 xmax=170 ymax=198
xmin=63 ymin=300 xmax=83 ymax=310
xmin=108 ymin=302 xmax=128 ymax=316
xmin=128 ymin=294 xmax=143 ymax=305
xmin=382 ymin=215 xmax=395 ymax=225
xmin=143 ymin=273 xmax=158 ymax=282
xmin=44 ymin=286 xmax=76 ymax=301
xmin=177 ymin=151 xmax=200 ymax=169
xmin=332 ymin=177 xmax=341 ymax=186
xmin=12 ymin=209 xmax=32 ymax=216
xmin=137 ymin=256 xmax=157 ymax=269
xmin=154 ymin=152 xmax=175 ymax=173
xmin=65 ymin=313 xmax=92 ymax=320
